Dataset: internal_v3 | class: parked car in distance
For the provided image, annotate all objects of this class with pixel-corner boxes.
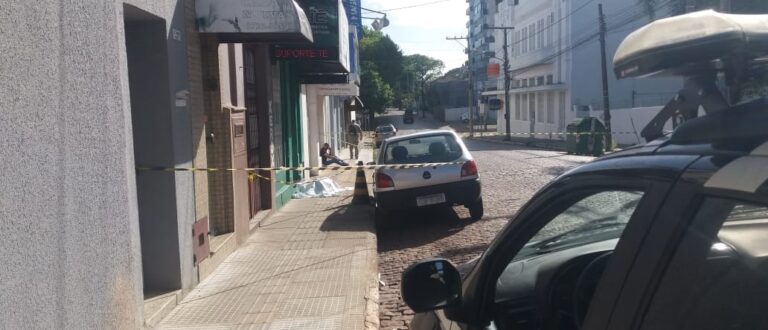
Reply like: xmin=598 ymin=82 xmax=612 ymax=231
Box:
xmin=373 ymin=130 xmax=483 ymax=224
xmin=374 ymin=124 xmax=397 ymax=147
xmin=460 ymin=112 xmax=487 ymax=124
xmin=403 ymin=111 xmax=415 ymax=124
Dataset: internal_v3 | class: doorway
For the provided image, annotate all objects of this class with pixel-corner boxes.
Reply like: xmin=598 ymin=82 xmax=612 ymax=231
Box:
xmin=124 ymin=4 xmax=181 ymax=296
xmin=244 ymin=45 xmax=273 ymax=214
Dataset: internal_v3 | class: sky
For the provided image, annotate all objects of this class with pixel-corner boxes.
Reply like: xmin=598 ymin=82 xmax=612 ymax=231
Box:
xmin=361 ymin=0 xmax=470 ymax=72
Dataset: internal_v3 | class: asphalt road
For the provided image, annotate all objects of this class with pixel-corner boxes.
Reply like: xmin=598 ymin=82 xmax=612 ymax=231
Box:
xmin=373 ymin=110 xmax=594 ymax=329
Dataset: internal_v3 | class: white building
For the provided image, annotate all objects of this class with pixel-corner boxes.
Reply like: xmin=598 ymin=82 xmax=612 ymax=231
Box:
xmin=485 ymin=0 xmax=681 ymax=137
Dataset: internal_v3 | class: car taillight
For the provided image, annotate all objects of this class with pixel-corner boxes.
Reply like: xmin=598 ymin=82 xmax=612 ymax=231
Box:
xmin=461 ymin=160 xmax=478 ymax=177
xmin=376 ymin=172 xmax=395 ymax=188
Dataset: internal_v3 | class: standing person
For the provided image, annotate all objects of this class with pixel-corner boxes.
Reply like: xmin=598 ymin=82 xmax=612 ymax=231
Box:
xmin=347 ymin=120 xmax=363 ymax=160
xmin=320 ymin=143 xmax=349 ymax=166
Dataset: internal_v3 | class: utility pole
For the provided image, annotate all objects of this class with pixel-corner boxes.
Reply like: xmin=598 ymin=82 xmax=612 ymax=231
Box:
xmin=447 ymin=35 xmax=474 ymax=136
xmin=598 ymin=4 xmax=613 ymax=151
xmin=484 ymin=25 xmax=514 ymax=141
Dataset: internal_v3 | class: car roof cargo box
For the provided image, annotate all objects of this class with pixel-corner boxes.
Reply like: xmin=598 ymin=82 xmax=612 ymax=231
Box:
xmin=614 ymin=10 xmax=768 ymax=79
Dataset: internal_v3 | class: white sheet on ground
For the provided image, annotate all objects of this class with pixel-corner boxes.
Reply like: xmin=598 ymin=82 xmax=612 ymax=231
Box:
xmin=292 ymin=177 xmax=353 ymax=199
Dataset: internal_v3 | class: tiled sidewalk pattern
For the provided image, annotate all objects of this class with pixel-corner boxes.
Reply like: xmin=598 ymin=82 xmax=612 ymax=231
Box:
xmin=158 ymin=170 xmax=377 ymax=330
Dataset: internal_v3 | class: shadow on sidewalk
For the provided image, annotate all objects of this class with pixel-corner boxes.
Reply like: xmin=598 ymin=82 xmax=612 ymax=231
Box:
xmin=318 ymin=202 xmax=375 ymax=234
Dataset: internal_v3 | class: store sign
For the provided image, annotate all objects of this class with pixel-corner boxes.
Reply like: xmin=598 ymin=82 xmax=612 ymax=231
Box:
xmin=272 ymin=0 xmax=350 ymax=73
xmin=196 ymin=0 xmax=312 ymax=42
xmin=315 ymin=83 xmax=359 ymax=96
xmin=343 ymin=0 xmax=363 ymax=40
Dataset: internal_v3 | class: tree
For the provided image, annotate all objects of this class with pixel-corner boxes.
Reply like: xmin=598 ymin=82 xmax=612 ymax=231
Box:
xmin=360 ymin=62 xmax=393 ymax=115
xmin=359 ymin=27 xmax=403 ymax=90
xmin=403 ymin=54 xmax=445 ymax=114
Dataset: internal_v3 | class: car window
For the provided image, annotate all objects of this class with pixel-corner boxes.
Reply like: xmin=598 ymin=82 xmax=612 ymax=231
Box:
xmin=493 ymin=190 xmax=645 ymax=330
xmin=514 ymin=191 xmax=643 ymax=261
xmin=382 ymin=135 xmax=463 ymax=164
xmin=379 ymin=126 xmax=394 ymax=133
xmin=640 ymin=198 xmax=768 ymax=330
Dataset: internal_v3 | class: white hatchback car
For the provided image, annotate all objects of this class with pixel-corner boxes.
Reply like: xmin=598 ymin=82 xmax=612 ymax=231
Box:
xmin=374 ymin=124 xmax=397 ymax=147
xmin=373 ymin=130 xmax=483 ymax=222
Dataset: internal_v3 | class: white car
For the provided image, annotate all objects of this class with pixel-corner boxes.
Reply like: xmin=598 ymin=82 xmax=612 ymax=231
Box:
xmin=373 ymin=130 xmax=483 ymax=223
xmin=374 ymin=124 xmax=397 ymax=147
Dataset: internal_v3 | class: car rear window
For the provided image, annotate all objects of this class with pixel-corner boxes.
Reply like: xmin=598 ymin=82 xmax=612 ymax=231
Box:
xmin=378 ymin=126 xmax=394 ymax=133
xmin=383 ymin=134 xmax=463 ymax=164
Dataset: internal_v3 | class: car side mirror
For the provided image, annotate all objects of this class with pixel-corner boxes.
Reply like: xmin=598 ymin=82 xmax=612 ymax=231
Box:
xmin=401 ymin=258 xmax=462 ymax=313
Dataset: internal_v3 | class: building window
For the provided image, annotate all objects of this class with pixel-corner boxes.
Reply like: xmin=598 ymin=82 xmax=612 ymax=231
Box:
xmin=537 ymin=76 xmax=544 ymax=86
xmin=548 ymin=13 xmax=555 ymax=46
xmin=537 ymin=92 xmax=546 ymax=123
xmin=528 ymin=77 xmax=535 ymax=86
xmin=547 ymin=75 xmax=554 ymax=84
xmin=559 ymin=91 xmax=567 ymax=130
xmin=515 ymin=94 xmax=521 ymax=120
xmin=521 ymin=27 xmax=528 ymax=53
xmin=521 ymin=94 xmax=528 ymax=121
xmin=537 ymin=19 xmax=545 ymax=49
xmin=528 ymin=23 xmax=535 ymax=51
xmin=514 ymin=0 xmax=519 ymax=5
xmin=529 ymin=93 xmax=536 ymax=123
xmin=521 ymin=79 xmax=527 ymax=88
xmin=547 ymin=92 xmax=555 ymax=124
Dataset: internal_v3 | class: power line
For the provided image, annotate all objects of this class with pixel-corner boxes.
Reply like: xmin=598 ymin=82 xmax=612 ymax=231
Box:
xmin=379 ymin=0 xmax=456 ymax=12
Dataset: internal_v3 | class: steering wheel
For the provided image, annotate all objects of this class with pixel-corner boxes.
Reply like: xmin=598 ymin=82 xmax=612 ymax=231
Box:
xmin=572 ymin=251 xmax=613 ymax=329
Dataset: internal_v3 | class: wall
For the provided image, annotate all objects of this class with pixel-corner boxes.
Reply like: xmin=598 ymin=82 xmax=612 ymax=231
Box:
xmin=607 ymin=106 xmax=672 ymax=146
xmin=568 ymin=0 xmax=682 ymax=110
xmin=444 ymin=107 xmax=469 ymax=122
xmin=185 ymin=0 xmax=209 ymax=284
xmin=0 ymin=0 xmax=195 ymax=327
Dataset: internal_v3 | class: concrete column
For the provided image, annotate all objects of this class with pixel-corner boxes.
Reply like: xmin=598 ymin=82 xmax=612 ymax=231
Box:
xmin=307 ymin=86 xmax=321 ymax=176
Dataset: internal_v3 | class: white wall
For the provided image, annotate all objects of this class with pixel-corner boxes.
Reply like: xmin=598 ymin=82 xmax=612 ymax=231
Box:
xmin=445 ymin=107 xmax=469 ymax=122
xmin=609 ymin=106 xmax=672 ymax=146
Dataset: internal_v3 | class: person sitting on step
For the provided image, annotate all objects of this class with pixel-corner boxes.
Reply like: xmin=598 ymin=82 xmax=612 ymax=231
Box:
xmin=320 ymin=143 xmax=349 ymax=166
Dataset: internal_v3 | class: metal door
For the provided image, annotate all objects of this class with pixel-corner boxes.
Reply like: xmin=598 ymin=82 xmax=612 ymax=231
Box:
xmin=244 ymin=47 xmax=262 ymax=216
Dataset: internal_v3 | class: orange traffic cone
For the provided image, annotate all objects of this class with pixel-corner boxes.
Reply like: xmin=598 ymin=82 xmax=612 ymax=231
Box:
xmin=352 ymin=161 xmax=370 ymax=204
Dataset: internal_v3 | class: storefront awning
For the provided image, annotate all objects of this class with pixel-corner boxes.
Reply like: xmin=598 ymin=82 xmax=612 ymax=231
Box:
xmin=196 ymin=0 xmax=313 ymax=43
xmin=271 ymin=0 xmax=351 ymax=78
xmin=344 ymin=96 xmax=365 ymax=112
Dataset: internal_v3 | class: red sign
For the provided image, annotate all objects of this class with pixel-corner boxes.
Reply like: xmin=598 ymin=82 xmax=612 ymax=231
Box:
xmin=487 ymin=63 xmax=501 ymax=77
xmin=274 ymin=48 xmax=331 ymax=59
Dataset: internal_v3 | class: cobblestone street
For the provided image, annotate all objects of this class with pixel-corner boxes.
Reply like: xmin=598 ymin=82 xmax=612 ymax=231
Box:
xmin=373 ymin=112 xmax=594 ymax=329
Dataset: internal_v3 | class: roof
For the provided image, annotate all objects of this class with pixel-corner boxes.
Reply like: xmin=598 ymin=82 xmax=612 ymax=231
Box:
xmin=384 ymin=130 xmax=459 ymax=143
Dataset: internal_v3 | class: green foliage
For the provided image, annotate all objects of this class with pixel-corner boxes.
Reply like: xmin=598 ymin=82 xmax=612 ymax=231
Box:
xmin=359 ymin=26 xmax=403 ymax=89
xmin=403 ymin=54 xmax=445 ymax=112
xmin=360 ymin=62 xmax=393 ymax=114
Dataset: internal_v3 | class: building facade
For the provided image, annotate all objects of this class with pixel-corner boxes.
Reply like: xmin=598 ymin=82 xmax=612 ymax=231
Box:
xmin=482 ymin=0 xmax=681 ymax=137
xmin=468 ymin=0 xmax=497 ymax=112
xmin=1 ymin=0 xmax=363 ymax=328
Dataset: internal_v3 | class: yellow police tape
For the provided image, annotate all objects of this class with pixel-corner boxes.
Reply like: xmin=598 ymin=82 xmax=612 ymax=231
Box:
xmin=136 ymin=161 xmax=466 ymax=173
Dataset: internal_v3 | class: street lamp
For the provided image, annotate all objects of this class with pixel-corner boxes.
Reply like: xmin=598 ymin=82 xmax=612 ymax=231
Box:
xmin=483 ymin=25 xmax=514 ymax=141
xmin=362 ymin=8 xmax=390 ymax=31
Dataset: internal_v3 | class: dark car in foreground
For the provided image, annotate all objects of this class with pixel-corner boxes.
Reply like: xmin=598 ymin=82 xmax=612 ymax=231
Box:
xmin=400 ymin=11 xmax=768 ymax=330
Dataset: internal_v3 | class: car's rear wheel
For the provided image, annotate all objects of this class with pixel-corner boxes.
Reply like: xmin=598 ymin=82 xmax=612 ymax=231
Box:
xmin=467 ymin=198 xmax=484 ymax=220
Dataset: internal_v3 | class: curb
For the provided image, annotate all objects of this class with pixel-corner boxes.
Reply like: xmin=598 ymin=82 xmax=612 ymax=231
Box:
xmin=469 ymin=136 xmax=567 ymax=152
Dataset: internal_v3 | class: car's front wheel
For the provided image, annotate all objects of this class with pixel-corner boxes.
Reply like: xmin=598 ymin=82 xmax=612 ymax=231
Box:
xmin=467 ymin=198 xmax=484 ymax=220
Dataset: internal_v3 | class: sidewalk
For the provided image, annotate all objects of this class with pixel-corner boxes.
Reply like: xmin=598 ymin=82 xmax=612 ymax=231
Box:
xmin=157 ymin=168 xmax=378 ymax=330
